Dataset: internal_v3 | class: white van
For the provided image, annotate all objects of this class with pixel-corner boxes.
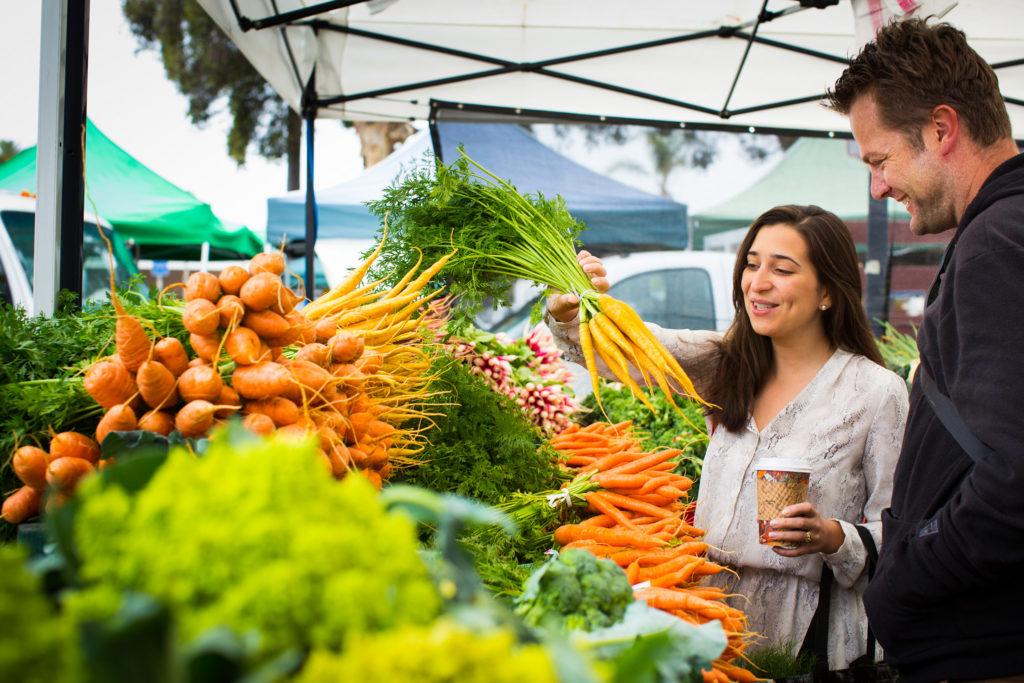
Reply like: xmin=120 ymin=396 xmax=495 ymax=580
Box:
xmin=0 ymin=192 xmax=137 ymax=313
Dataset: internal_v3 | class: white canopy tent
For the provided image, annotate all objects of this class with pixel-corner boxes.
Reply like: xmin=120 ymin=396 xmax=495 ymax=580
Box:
xmin=194 ymin=0 xmax=1024 ymax=136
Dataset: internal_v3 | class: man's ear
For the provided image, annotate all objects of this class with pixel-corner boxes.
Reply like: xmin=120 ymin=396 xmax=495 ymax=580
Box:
xmin=931 ymin=104 xmax=959 ymax=155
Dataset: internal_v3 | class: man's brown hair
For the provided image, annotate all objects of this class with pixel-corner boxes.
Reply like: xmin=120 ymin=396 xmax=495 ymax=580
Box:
xmin=826 ymin=19 xmax=1011 ymax=148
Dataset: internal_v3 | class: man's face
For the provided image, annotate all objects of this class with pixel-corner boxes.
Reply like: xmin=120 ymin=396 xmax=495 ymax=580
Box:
xmin=849 ymin=95 xmax=958 ymax=235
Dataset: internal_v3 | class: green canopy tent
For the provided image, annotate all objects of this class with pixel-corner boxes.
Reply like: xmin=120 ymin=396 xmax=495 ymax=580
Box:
xmin=0 ymin=120 xmax=263 ymax=260
xmin=691 ymin=137 xmax=914 ymax=250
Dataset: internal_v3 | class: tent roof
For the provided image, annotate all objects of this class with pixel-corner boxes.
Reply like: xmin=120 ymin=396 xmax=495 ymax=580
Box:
xmin=267 ymin=122 xmax=689 ymax=250
xmin=195 ymin=0 xmax=1024 ymax=138
xmin=0 ymin=120 xmax=263 ymax=259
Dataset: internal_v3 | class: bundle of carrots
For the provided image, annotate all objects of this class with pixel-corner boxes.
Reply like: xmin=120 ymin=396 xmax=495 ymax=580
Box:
xmin=1 ymin=431 xmax=104 ymax=524
xmin=301 ymin=241 xmax=456 ymax=465
xmin=68 ymin=245 xmax=440 ymax=491
xmin=550 ymin=421 xmax=762 ymax=683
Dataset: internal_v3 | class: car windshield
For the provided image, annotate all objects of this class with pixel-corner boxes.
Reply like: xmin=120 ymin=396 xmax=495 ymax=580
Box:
xmin=1 ymin=209 xmax=135 ymax=302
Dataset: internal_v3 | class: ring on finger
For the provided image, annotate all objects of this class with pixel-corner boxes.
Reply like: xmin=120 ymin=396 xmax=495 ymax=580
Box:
xmin=804 ymin=531 xmax=812 ymax=544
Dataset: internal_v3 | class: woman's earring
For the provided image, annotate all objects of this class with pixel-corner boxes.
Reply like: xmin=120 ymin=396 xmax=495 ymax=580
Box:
xmin=820 ymin=304 xmax=827 ymax=311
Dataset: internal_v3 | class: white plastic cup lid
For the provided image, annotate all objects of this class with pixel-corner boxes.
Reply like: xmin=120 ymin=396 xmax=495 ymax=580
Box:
xmin=756 ymin=458 xmax=811 ymax=473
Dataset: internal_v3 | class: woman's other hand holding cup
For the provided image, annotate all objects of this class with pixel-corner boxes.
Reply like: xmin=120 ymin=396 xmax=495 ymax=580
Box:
xmin=768 ymin=502 xmax=845 ymax=557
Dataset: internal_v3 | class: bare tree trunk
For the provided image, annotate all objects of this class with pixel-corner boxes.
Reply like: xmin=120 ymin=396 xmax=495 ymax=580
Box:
xmin=353 ymin=121 xmax=417 ymax=168
xmin=286 ymin=110 xmax=302 ymax=191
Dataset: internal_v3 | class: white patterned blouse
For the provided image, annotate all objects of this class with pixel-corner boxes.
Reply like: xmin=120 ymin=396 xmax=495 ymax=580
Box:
xmin=545 ymin=314 xmax=909 ymax=668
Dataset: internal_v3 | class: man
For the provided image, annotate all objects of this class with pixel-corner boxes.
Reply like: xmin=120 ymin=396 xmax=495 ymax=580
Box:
xmin=826 ymin=18 xmax=1024 ymax=682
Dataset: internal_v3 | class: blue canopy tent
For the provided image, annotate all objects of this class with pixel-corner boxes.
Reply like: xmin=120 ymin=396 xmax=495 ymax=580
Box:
xmin=265 ymin=122 xmax=689 ymax=259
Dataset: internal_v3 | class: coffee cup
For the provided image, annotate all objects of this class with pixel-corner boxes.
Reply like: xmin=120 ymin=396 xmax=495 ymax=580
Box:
xmin=756 ymin=458 xmax=811 ymax=547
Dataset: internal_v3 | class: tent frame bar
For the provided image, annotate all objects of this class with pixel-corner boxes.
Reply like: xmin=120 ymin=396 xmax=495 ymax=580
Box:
xmin=427 ymin=99 xmax=854 ymax=141
xmin=231 ymin=4 xmax=853 ymax=123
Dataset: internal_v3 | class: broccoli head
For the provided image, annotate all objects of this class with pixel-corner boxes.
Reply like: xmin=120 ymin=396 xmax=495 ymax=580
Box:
xmin=514 ymin=547 xmax=634 ymax=632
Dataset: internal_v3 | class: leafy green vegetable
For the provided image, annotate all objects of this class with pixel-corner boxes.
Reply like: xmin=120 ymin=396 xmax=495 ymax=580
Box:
xmin=572 ymin=601 xmax=728 ymax=683
xmin=578 ymin=381 xmax=709 ymax=483
xmin=514 ymin=547 xmax=635 ymax=633
xmin=67 ymin=429 xmax=441 ymax=660
xmin=365 ymin=151 xmax=589 ymax=328
xmin=738 ymin=638 xmax=816 ymax=680
xmin=876 ymin=320 xmax=919 ymax=388
xmin=297 ymin=619 xmax=559 ymax=683
xmin=0 ymin=544 xmax=77 ymax=681
xmin=390 ymin=353 xmax=564 ymax=506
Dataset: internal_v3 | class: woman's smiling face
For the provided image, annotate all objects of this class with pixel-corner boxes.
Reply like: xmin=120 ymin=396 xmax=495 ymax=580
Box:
xmin=742 ymin=223 xmax=830 ymax=344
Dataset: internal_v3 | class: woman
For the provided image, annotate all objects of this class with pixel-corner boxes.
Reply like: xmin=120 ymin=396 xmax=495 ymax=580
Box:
xmin=545 ymin=205 xmax=908 ymax=668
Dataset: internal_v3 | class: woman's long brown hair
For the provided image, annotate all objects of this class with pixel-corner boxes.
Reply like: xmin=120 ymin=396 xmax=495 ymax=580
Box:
xmin=705 ymin=205 xmax=884 ymax=432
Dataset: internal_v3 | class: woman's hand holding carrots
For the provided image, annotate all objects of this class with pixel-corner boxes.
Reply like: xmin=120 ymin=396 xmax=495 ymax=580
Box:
xmin=546 ymin=250 xmax=609 ymax=323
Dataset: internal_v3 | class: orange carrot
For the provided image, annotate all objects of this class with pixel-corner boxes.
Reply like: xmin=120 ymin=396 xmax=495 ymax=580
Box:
xmin=153 ymin=337 xmax=190 ymax=377
xmin=553 ymin=523 xmax=665 ymax=549
xmin=607 ymin=448 xmax=682 ymax=475
xmin=313 ymin=318 xmax=338 ymax=343
xmin=12 ymin=445 xmax=50 ymax=489
xmin=593 ymin=472 xmax=651 ymax=489
xmin=239 ymin=272 xmax=282 ymax=312
xmin=137 ymin=409 xmax=175 ymax=436
xmin=626 ymin=560 xmax=641 ymax=584
xmin=83 ymin=357 xmax=137 ymax=410
xmin=243 ymin=309 xmax=290 ymax=340
xmin=327 ymin=442 xmax=352 ymax=478
xmin=633 ymin=587 xmax=730 ymax=620
xmin=242 ymin=412 xmax=276 ymax=435
xmin=579 ymin=514 xmax=619 ymax=528
xmin=586 ymin=491 xmax=639 ymax=530
xmin=327 ymin=330 xmax=364 ymax=363
xmin=95 ymin=404 xmax=137 ymax=444
xmin=249 ymin=251 xmax=285 ymax=276
xmin=1 ymin=486 xmax=42 ymax=524
xmin=45 ymin=456 xmax=95 ymax=493
xmin=332 ymin=363 xmax=368 ymax=389
xmin=178 ymin=364 xmax=223 ymax=402
xmin=231 ymin=361 xmax=291 ymax=400
xmin=48 ymin=431 xmax=101 ymax=464
xmin=269 ymin=286 xmax=302 ymax=316
xmin=185 ymin=271 xmax=221 ymax=302
xmin=225 ymin=327 xmax=266 ymax=365
xmin=190 ymin=331 xmax=223 ymax=363
xmin=174 ymin=399 xmax=233 ymax=438
xmin=649 ymin=558 xmax=707 ymax=587
xmin=243 ymin=396 xmax=300 ymax=426
xmin=354 ymin=348 xmax=383 ymax=375
xmin=136 ymin=360 xmax=179 ymax=410
xmin=182 ymin=298 xmax=220 ymax=336
xmin=595 ymin=490 xmax=673 ymax=519
xmin=285 ymin=359 xmax=337 ymax=401
xmin=294 ymin=342 xmax=332 ymax=368
xmin=214 ymin=385 xmax=242 ymax=418
xmin=218 ymin=265 xmax=250 ymax=296
xmin=216 ymin=294 xmax=246 ymax=329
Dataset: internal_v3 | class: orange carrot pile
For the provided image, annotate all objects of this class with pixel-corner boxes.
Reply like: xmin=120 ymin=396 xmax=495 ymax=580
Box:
xmin=2 ymin=431 xmax=104 ymax=523
xmin=550 ymin=421 xmax=763 ymax=683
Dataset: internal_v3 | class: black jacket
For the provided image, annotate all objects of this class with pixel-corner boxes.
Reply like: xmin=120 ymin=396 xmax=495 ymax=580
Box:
xmin=863 ymin=153 xmax=1024 ymax=682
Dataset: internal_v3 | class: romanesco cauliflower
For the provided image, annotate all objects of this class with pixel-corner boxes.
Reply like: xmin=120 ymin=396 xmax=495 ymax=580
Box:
xmin=70 ymin=432 xmax=441 ymax=658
